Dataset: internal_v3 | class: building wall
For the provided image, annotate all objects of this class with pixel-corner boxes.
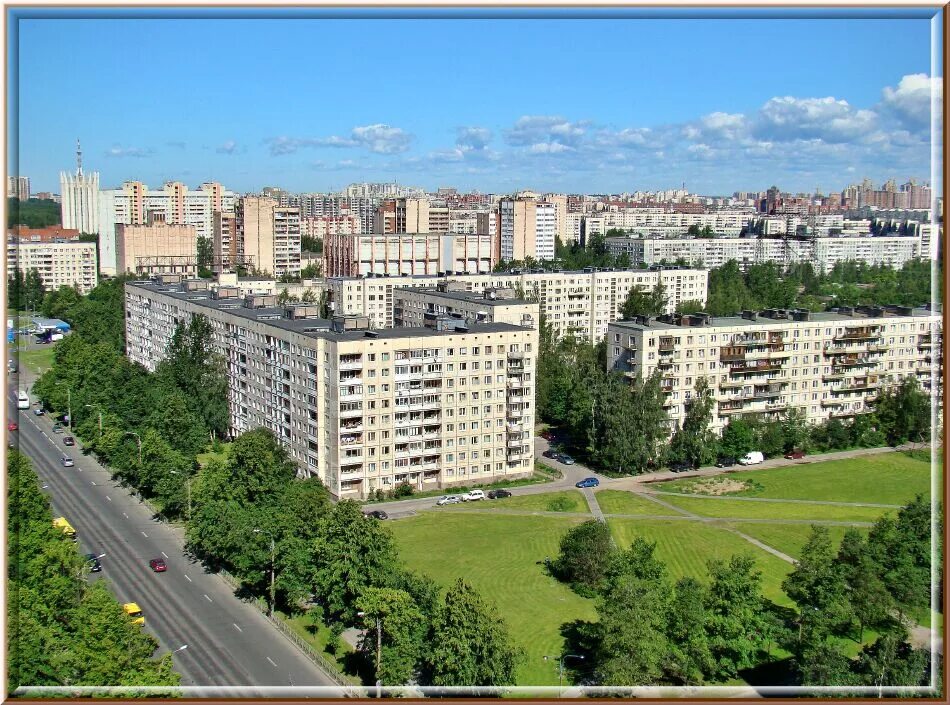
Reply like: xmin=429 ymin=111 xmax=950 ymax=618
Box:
xmin=500 ymin=198 xmax=555 ymax=261
xmin=393 ymin=287 xmax=540 ymax=330
xmin=607 ymin=309 xmax=942 ymax=435
xmin=115 ymin=222 xmax=198 ymax=276
xmin=7 ymin=176 xmax=30 ymax=200
xmin=323 ymin=232 xmax=495 ymax=278
xmin=7 ymin=239 xmax=98 ymax=294
xmin=125 ymin=282 xmax=538 ymax=499
xmin=60 ymin=171 xmax=99 ymax=236
xmin=235 ymin=197 xmax=302 ymax=277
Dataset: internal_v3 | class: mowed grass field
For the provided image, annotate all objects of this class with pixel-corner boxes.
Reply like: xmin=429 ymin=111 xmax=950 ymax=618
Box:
xmin=389 ymin=512 xmax=597 ymax=685
xmin=595 ymin=489 xmax=680 ymax=516
xmin=17 ymin=346 xmax=56 ymax=374
xmin=723 ymin=522 xmax=867 ymax=561
xmin=659 ymin=452 xmax=933 ymax=505
xmin=653 ymin=494 xmax=892 ymax=522
xmin=608 ymin=518 xmax=795 ymax=606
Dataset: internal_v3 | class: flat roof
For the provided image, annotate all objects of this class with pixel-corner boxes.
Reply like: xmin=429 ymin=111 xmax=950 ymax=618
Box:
xmin=610 ymin=307 xmax=940 ymax=332
xmin=328 ymin=266 xmax=705 ymax=283
xmin=395 ymin=286 xmax=530 ymax=307
xmin=126 ymin=281 xmax=530 ymax=341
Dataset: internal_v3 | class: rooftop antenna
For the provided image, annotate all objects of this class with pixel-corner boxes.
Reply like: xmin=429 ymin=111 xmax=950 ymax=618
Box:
xmin=76 ymin=138 xmax=83 ymax=177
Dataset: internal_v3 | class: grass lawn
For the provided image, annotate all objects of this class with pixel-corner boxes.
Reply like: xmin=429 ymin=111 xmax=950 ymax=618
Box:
xmin=279 ymin=610 xmax=359 ymax=683
xmin=607 ymin=518 xmax=795 ymax=606
xmin=17 ymin=346 xmax=56 ymax=374
xmin=442 ymin=489 xmax=589 ymax=513
xmin=196 ymin=441 xmax=231 ymax=468
xmin=596 ymin=489 xmax=680 ymax=516
xmin=389 ymin=512 xmax=596 ymax=685
xmin=658 ymin=452 xmax=932 ymax=505
xmin=655 ymin=494 xmax=892 ymax=522
xmin=723 ymin=522 xmax=867 ymax=561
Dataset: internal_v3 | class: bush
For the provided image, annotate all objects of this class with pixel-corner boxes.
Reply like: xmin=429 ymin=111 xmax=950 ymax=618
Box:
xmin=553 ymin=519 xmax=615 ymax=594
xmin=391 ymin=482 xmax=414 ymax=499
xmin=547 ymin=495 xmax=576 ymax=512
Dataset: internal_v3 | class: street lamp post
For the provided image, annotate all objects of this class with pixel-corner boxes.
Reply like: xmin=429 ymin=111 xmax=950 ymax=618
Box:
xmin=56 ymin=382 xmax=72 ymax=431
xmin=169 ymin=471 xmax=192 ymax=521
xmin=253 ymin=528 xmax=276 ymax=617
xmin=123 ymin=431 xmax=142 ymax=465
xmin=543 ymin=653 xmax=585 ymax=697
xmin=357 ymin=610 xmax=383 ymax=698
xmin=84 ymin=404 xmax=103 ymax=437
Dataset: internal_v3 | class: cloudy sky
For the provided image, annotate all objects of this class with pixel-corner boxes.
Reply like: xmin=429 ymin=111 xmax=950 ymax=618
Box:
xmin=13 ymin=10 xmax=943 ymax=195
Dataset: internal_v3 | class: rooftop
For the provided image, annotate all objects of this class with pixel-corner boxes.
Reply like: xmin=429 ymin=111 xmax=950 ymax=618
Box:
xmin=395 ymin=286 xmax=530 ymax=307
xmin=126 ymin=280 xmax=531 ymax=341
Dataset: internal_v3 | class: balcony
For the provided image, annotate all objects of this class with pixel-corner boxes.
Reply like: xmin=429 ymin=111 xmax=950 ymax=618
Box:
xmin=917 ymin=335 xmax=935 ymax=349
xmin=339 ymin=407 xmax=363 ymax=418
xmin=730 ymin=362 xmax=783 ymax=375
xmin=507 ymin=422 xmax=524 ymax=433
xmin=719 ymin=379 xmax=745 ymax=389
xmin=832 ymin=356 xmax=876 ymax=369
xmin=506 ymin=407 xmax=525 ymax=419
xmin=822 ymin=373 xmax=848 ymax=382
xmin=507 ymin=365 xmax=525 ymax=376
xmin=821 ymin=398 xmax=844 ymax=407
xmin=507 ymin=378 xmax=525 ymax=390
xmin=338 ymin=357 xmax=363 ymax=371
xmin=507 ymin=351 xmax=525 ymax=361
xmin=507 ymin=439 xmax=527 ymax=449
xmin=834 ymin=328 xmax=880 ymax=342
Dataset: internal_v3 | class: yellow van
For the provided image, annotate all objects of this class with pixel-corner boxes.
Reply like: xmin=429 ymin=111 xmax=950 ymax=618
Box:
xmin=52 ymin=517 xmax=76 ymax=541
xmin=123 ymin=602 xmax=145 ymax=626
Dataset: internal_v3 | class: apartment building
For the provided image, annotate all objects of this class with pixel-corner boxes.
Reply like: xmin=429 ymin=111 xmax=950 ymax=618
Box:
xmin=322 ymin=231 xmax=494 ymax=278
xmin=607 ymin=235 xmax=924 ymax=273
xmin=60 ymin=170 xmax=99 ymax=236
xmin=499 ymin=197 xmax=556 ymax=261
xmin=212 ymin=211 xmax=237 ymax=272
xmin=583 ymin=209 xmax=754 ymax=237
xmin=7 ymin=237 xmax=98 ymax=294
xmin=7 ymin=176 xmax=30 ymax=200
xmin=374 ymin=198 xmax=431 ymax=234
xmin=125 ymin=279 xmax=538 ymax=499
xmin=98 ymin=181 xmax=236 ymax=275
xmin=394 ymin=284 xmax=539 ymax=330
xmin=235 ymin=196 xmax=302 ymax=277
xmin=115 ymin=214 xmax=198 ymax=276
xmin=326 ymin=267 xmax=708 ymax=343
xmin=301 ymin=215 xmax=360 ymax=240
xmin=607 ymin=305 xmax=942 ymax=436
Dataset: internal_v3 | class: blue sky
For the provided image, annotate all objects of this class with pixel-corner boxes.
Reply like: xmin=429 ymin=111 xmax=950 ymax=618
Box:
xmin=12 ymin=10 xmax=943 ymax=195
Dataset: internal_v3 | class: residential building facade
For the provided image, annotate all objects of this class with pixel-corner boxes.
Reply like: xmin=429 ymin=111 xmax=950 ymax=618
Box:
xmin=235 ymin=196 xmax=302 ymax=277
xmin=115 ymin=214 xmax=198 ymax=276
xmin=394 ymin=284 xmax=539 ymax=330
xmin=7 ymin=237 xmax=98 ymax=294
xmin=607 ymin=306 xmax=942 ymax=436
xmin=125 ymin=279 xmax=538 ymax=499
xmin=499 ymin=197 xmax=556 ymax=261
xmin=322 ymin=231 xmax=495 ymax=278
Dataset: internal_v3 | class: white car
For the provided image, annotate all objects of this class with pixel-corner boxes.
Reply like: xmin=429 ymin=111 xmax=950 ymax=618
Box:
xmin=462 ymin=489 xmax=486 ymax=502
xmin=61 ymin=455 xmax=74 ymax=467
xmin=436 ymin=495 xmax=461 ymax=506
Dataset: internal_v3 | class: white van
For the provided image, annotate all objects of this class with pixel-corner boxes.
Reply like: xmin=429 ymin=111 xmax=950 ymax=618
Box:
xmin=462 ymin=489 xmax=486 ymax=502
xmin=738 ymin=451 xmax=765 ymax=466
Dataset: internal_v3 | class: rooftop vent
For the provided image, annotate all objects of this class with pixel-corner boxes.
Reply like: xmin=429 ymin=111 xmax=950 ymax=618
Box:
xmin=183 ymin=279 xmax=209 ymax=292
xmin=213 ymin=286 xmax=240 ymax=300
xmin=284 ymin=305 xmax=322 ymax=320
xmin=741 ymin=310 xmax=757 ymax=321
xmin=244 ymin=294 xmax=278 ymax=309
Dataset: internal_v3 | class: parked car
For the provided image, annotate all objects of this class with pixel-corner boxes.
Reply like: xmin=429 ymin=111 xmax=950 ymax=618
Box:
xmin=540 ymin=430 xmax=554 ymax=441
xmin=669 ymin=461 xmax=692 ymax=473
xmin=576 ymin=477 xmax=600 ymax=488
xmin=784 ymin=450 xmax=806 ymax=460
xmin=149 ymin=558 xmax=167 ymax=573
xmin=33 ymin=407 xmax=45 ymax=416
xmin=560 ymin=454 xmax=576 ymax=465
xmin=61 ymin=455 xmax=74 ymax=467
xmin=7 ymin=421 xmax=17 ymax=431
xmin=436 ymin=495 xmax=461 ymax=506
xmin=463 ymin=489 xmax=486 ymax=502
xmin=738 ymin=451 xmax=765 ymax=466
xmin=85 ymin=553 xmax=102 ymax=573
xmin=366 ymin=510 xmax=389 ymax=520
xmin=63 ymin=436 xmax=75 ymax=446
xmin=487 ymin=489 xmax=512 ymax=499
xmin=716 ymin=456 xmax=737 ymax=468
xmin=543 ymin=449 xmax=559 ymax=460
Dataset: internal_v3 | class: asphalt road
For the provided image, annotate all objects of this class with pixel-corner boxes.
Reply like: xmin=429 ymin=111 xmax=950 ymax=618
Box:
xmin=7 ymin=387 xmax=348 ymax=697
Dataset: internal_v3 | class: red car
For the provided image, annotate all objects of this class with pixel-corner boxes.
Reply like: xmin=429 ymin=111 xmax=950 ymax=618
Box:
xmin=149 ymin=558 xmax=167 ymax=572
xmin=7 ymin=422 xmax=18 ymax=432
xmin=63 ymin=436 xmax=75 ymax=446
xmin=784 ymin=450 xmax=806 ymax=460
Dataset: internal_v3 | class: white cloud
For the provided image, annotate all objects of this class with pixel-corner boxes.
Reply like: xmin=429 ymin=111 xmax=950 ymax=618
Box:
xmin=105 ymin=145 xmax=151 ymax=158
xmin=528 ymin=142 xmax=572 ymax=154
xmin=216 ymin=140 xmax=238 ymax=155
xmin=754 ymin=96 xmax=877 ymax=143
xmin=350 ymin=124 xmax=413 ymax=154
xmin=881 ymin=73 xmax=942 ymax=129
xmin=506 ymin=115 xmax=587 ymax=151
xmin=456 ymin=126 xmax=492 ymax=151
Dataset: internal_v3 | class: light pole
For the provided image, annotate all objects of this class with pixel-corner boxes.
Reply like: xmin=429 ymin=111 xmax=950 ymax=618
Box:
xmin=172 ymin=644 xmax=189 ymax=655
xmin=56 ymin=382 xmax=72 ymax=431
xmin=253 ymin=528 xmax=276 ymax=617
xmin=123 ymin=431 xmax=142 ymax=465
xmin=357 ymin=610 xmax=383 ymax=699
xmin=84 ymin=404 xmax=103 ymax=437
xmin=169 ymin=470 xmax=192 ymax=521
xmin=543 ymin=653 xmax=585 ymax=697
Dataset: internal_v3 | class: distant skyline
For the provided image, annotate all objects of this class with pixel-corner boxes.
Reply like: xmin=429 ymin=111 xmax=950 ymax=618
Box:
xmin=11 ymin=9 xmax=943 ymax=195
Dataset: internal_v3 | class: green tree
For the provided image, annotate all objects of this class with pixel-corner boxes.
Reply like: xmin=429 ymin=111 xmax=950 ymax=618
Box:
xmin=425 ymin=579 xmax=521 ymax=687
xmin=620 ymin=281 xmax=667 ymax=319
xmin=309 ymin=500 xmax=401 ymax=625
xmin=852 ymin=630 xmax=930 ymax=692
xmin=704 ymin=554 xmax=767 ymax=680
xmin=665 ymin=576 xmax=713 ymax=685
xmin=7 ymin=197 xmax=61 ymax=228
xmin=837 ymin=531 xmax=892 ymax=642
xmin=668 ymin=377 xmax=718 ymax=468
xmin=875 ymin=377 xmax=931 ymax=446
xmin=797 ymin=642 xmax=856 ymax=687
xmin=554 ymin=519 xmax=615 ymax=595
xmin=780 ymin=408 xmax=811 ymax=453
xmin=355 ymin=587 xmax=424 ymax=686
xmin=718 ymin=419 xmax=754 ymax=458
xmin=196 ymin=236 xmax=214 ymax=278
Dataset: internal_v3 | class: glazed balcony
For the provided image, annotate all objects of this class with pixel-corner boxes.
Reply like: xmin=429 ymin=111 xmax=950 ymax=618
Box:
xmin=834 ymin=327 xmax=880 ymax=342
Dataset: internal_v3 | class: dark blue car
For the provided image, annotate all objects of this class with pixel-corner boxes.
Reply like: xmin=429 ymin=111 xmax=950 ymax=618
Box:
xmin=575 ymin=477 xmax=599 ymax=488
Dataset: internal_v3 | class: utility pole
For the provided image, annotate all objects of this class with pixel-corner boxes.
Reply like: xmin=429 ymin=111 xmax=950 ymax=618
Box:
xmin=123 ymin=431 xmax=142 ymax=465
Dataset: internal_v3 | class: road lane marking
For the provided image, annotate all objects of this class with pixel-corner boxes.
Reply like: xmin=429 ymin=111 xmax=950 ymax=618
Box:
xmin=203 ymin=594 xmax=213 ymax=602
xmin=91 ymin=481 xmax=96 ymax=486
xmin=106 ymin=496 xmax=111 ymax=501
xmin=233 ymin=623 xmax=243 ymax=632
xmin=161 ymin=551 xmax=168 ymax=558
xmin=141 ymin=531 xmax=148 ymax=538
xmin=266 ymin=657 xmax=278 ymax=668
xmin=184 ymin=574 xmax=192 ymax=582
